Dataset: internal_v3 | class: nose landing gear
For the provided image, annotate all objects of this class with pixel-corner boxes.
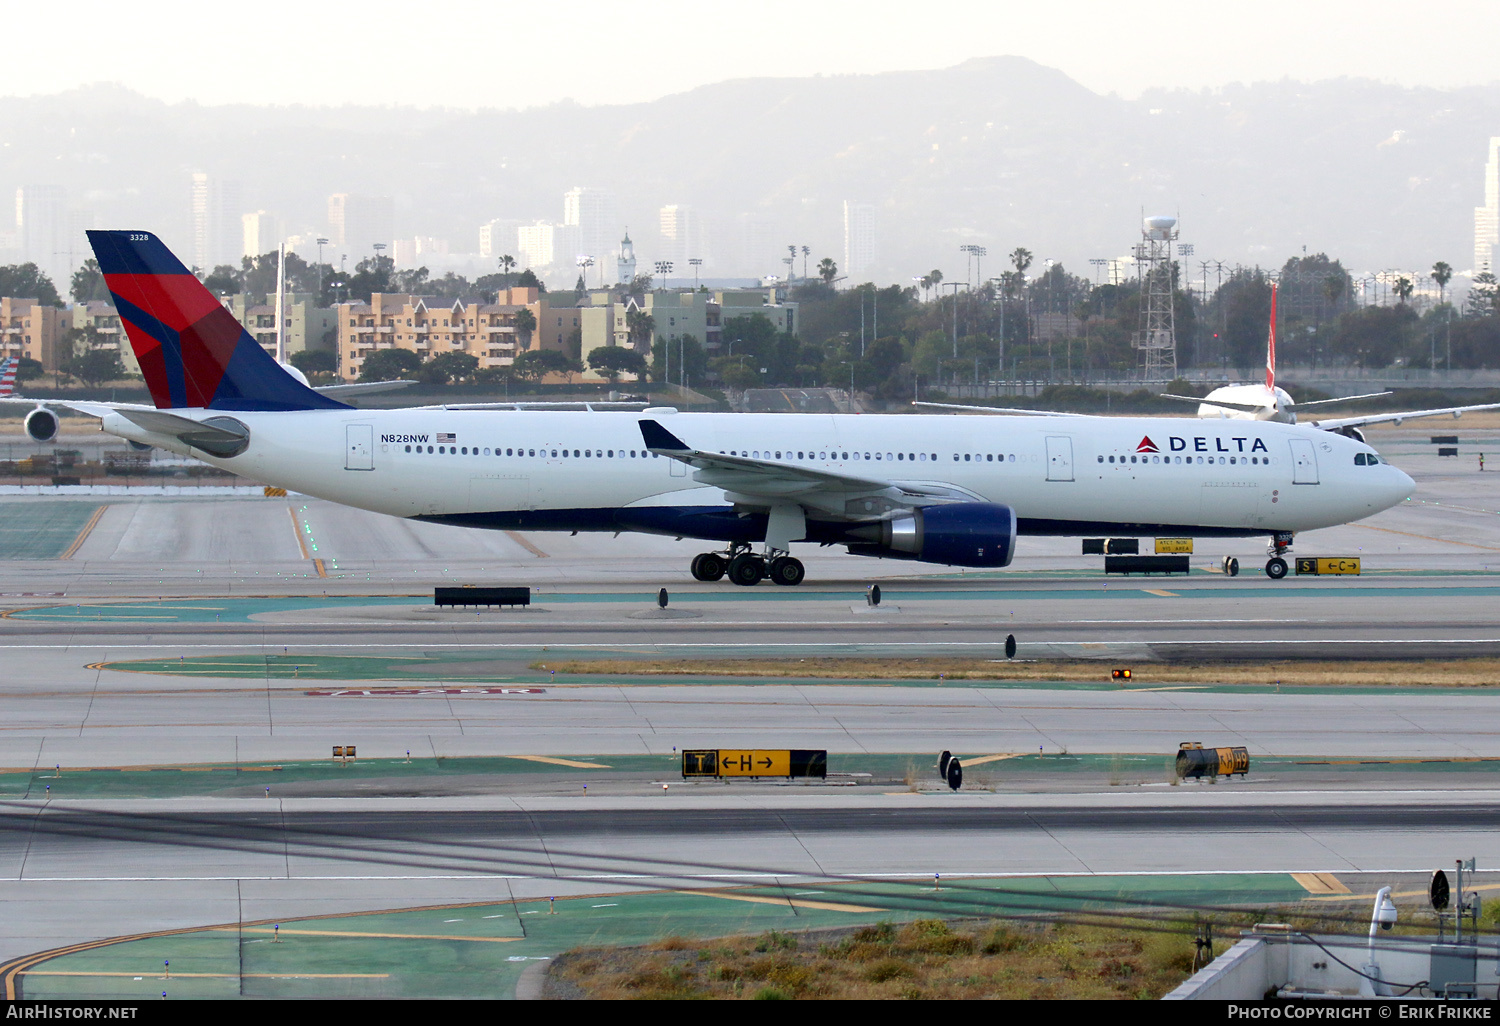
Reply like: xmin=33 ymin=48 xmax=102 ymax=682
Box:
xmin=1265 ymin=532 xmax=1294 ymax=580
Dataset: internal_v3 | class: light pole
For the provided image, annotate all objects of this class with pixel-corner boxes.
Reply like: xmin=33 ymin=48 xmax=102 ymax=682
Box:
xmin=942 ymin=282 xmax=963 ymax=389
xmin=801 ymin=246 xmax=810 ymax=281
xmin=654 ymin=261 xmax=673 ymax=291
xmin=316 ymin=237 xmax=329 ymax=299
xmin=689 ymin=257 xmax=703 ymax=289
xmin=577 ymin=255 xmax=595 ymax=290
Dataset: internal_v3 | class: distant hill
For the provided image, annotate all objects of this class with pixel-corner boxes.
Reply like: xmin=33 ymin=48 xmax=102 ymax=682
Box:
xmin=0 ymin=58 xmax=1495 ymax=284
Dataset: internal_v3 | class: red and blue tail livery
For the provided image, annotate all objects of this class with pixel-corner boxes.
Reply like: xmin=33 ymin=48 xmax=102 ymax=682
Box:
xmin=86 ymin=230 xmax=346 ymax=412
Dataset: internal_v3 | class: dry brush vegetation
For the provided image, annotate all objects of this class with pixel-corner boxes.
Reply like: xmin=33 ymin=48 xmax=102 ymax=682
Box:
xmin=546 ymin=919 xmax=1206 ymax=1001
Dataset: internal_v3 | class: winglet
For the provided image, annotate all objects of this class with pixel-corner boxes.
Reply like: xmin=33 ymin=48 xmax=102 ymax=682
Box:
xmin=638 ymin=419 xmax=692 ymax=453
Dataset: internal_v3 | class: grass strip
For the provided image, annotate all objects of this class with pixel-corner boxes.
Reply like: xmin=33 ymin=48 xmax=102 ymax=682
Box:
xmin=531 ymin=656 xmax=1500 ymax=688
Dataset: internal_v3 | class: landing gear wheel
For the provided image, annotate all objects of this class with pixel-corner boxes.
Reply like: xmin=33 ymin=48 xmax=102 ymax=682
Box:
xmin=690 ymin=553 xmax=726 ymax=582
xmin=1222 ymin=556 xmax=1239 ymax=577
xmin=768 ymin=556 xmax=805 ymax=586
xmin=727 ymin=553 xmax=765 ymax=587
xmin=1265 ymin=557 xmax=1288 ymax=580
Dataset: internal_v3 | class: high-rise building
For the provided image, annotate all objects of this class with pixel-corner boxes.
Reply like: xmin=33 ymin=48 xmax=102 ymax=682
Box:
xmin=658 ymin=205 xmax=707 ymax=270
xmin=242 ymin=211 xmax=282 ymax=260
xmin=563 ymin=187 xmax=616 ymax=269
xmin=190 ymin=173 xmax=243 ymax=272
xmin=327 ymin=193 xmax=394 ymax=259
xmin=1475 ymin=137 xmax=1500 ymax=274
xmin=15 ymin=185 xmax=67 ymax=286
xmin=735 ymin=213 xmax=774 ymax=277
xmin=478 ymin=218 xmax=522 ymax=259
xmin=842 ymin=201 xmax=876 ymax=278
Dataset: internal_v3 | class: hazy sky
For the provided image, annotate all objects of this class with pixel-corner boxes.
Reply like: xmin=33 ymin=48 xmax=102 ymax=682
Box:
xmin=5 ymin=0 xmax=1496 ymax=109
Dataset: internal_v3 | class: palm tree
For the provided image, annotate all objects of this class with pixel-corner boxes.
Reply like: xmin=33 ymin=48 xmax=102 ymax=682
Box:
xmin=1393 ymin=277 xmax=1415 ymax=305
xmin=817 ymin=257 xmax=837 ymax=285
xmin=1009 ymin=247 xmax=1033 ymax=276
xmin=1431 ymin=261 xmax=1453 ymax=305
xmin=498 ymin=254 xmax=516 ymax=290
xmin=513 ymin=307 xmax=536 ymax=350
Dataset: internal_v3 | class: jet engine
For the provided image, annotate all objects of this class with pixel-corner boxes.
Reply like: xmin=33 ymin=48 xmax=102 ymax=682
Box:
xmin=846 ymin=501 xmax=1017 ymax=568
xmin=23 ymin=406 xmax=58 ymax=443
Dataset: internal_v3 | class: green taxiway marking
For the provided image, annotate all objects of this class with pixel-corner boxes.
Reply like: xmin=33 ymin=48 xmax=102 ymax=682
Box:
xmin=0 ymin=502 xmax=103 ymax=560
xmin=11 ymin=873 xmax=1315 ymax=999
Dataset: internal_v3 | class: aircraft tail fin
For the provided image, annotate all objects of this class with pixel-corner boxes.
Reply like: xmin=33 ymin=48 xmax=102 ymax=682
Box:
xmin=0 ymin=356 xmax=16 ymax=397
xmin=86 ymin=230 xmax=347 ymax=412
xmin=1266 ymin=283 xmax=1278 ymax=394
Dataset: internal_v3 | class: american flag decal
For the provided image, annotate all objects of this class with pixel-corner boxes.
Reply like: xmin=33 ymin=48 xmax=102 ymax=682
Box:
xmin=437 ymin=432 xmax=456 ymax=443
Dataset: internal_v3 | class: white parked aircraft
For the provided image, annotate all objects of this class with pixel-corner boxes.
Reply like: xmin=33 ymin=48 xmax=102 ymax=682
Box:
xmin=7 ymin=231 xmax=1416 ymax=583
xmin=1160 ymin=284 xmax=1500 ymax=438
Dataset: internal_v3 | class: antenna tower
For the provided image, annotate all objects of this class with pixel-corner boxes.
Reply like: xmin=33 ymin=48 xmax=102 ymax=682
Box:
xmin=1132 ymin=215 xmax=1179 ymax=381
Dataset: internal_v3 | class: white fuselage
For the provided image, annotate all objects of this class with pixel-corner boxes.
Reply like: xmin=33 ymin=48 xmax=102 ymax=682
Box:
xmin=100 ymin=408 xmax=1413 ymax=543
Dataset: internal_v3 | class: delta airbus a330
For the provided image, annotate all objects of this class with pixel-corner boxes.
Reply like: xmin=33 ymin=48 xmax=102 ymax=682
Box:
xmin=10 ymin=231 xmax=1414 ymax=583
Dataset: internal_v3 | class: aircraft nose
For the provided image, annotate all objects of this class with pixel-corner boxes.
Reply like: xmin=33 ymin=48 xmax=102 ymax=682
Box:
xmin=1389 ymin=466 xmax=1415 ymax=504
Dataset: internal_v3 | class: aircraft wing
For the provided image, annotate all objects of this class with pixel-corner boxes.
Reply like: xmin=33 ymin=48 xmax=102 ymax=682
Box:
xmin=1158 ymin=393 xmax=1268 ymax=414
xmin=913 ymin=401 xmax=1087 ymax=417
xmin=638 ymin=419 xmax=977 ymax=516
xmin=0 ymin=397 xmax=249 ymax=451
xmin=1311 ymin=403 xmax=1500 ymax=431
xmin=416 ymin=401 xmax=650 ymax=412
xmin=1293 ymin=390 xmax=1393 ymax=408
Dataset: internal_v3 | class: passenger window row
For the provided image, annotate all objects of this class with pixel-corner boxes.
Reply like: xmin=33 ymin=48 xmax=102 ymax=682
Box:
xmin=1098 ymin=454 xmax=1276 ymax=466
xmin=403 ymin=445 xmax=661 ymax=459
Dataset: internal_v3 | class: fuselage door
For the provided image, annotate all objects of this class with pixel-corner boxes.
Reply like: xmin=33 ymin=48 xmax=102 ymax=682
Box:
xmin=1288 ymin=438 xmax=1319 ymax=484
xmin=345 ymin=424 xmax=374 ymax=471
xmin=1045 ymin=436 xmax=1074 ymax=482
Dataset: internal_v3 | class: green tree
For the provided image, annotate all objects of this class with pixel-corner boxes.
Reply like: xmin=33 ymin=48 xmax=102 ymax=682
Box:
xmin=818 ymin=257 xmax=837 ymax=284
xmin=625 ymin=308 xmax=655 ymax=352
xmin=70 ymin=259 xmax=109 ymax=303
xmin=345 ymin=255 xmax=395 ymax=303
xmin=498 ymin=254 xmax=516 ymax=286
xmin=515 ymin=268 xmax=547 ymax=293
xmin=512 ymin=348 xmax=575 ymax=383
xmin=1431 ymin=261 xmax=1454 ymax=305
xmin=358 ymin=347 xmax=422 ymax=382
xmin=513 ymin=307 xmax=537 ymax=350
xmin=1469 ymin=272 xmax=1499 ymax=316
xmin=651 ymin=333 xmax=708 ymax=386
xmin=15 ymin=357 xmax=44 ymax=383
xmin=203 ymin=264 xmax=243 ymax=296
xmin=1010 ymin=248 xmax=1034 ymax=276
xmin=62 ymin=325 xmax=123 ymax=386
xmin=422 ymin=351 xmax=480 ymax=385
xmin=587 ymin=345 xmax=647 ymax=383
xmin=1393 ymin=277 xmax=1414 ymax=305
xmin=0 ymin=264 xmax=62 ymax=306
xmin=289 ymin=349 xmax=337 ymax=379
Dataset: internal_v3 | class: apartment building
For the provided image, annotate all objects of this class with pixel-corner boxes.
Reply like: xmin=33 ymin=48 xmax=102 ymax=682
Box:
xmin=336 ymin=287 xmax=587 ymax=380
xmin=576 ymin=287 xmax=796 ymax=377
xmin=0 ymin=297 xmax=64 ymax=369
xmin=70 ymin=301 xmax=137 ymax=377
xmin=223 ymin=293 xmax=337 ymax=361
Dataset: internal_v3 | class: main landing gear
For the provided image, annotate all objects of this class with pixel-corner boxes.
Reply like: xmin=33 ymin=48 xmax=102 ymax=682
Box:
xmin=1264 ymin=532 xmax=1294 ymax=580
xmin=690 ymin=545 xmax=805 ymax=586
